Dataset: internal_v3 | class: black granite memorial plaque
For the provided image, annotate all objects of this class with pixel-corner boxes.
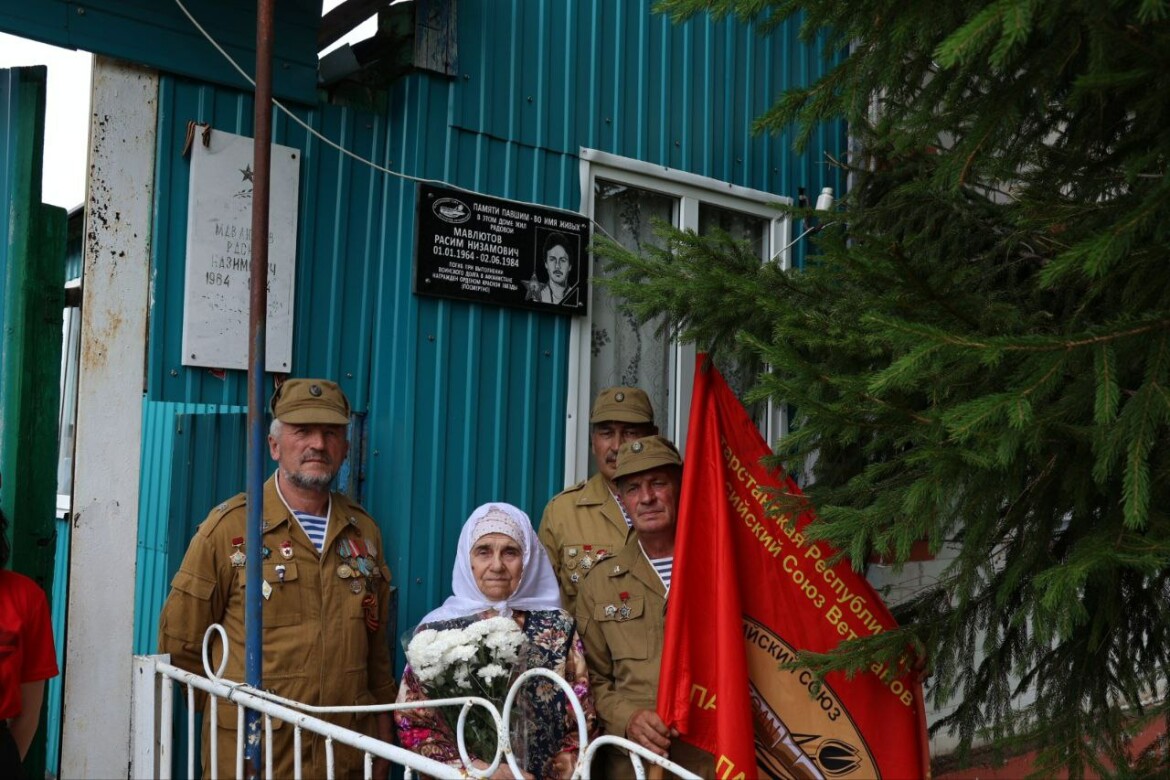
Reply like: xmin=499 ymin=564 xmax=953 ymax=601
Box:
xmin=414 ymin=183 xmax=590 ymax=315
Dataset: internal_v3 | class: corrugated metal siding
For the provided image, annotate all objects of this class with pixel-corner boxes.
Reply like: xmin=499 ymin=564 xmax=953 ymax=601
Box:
xmin=134 ymin=402 xmax=247 ymax=654
xmin=374 ymin=0 xmax=845 ymax=631
xmin=148 ymin=79 xmax=390 ymax=409
xmin=43 ymin=512 xmax=69 ymax=777
xmin=449 ymin=2 xmax=845 ymax=200
xmin=134 ymin=0 xmax=844 ymax=653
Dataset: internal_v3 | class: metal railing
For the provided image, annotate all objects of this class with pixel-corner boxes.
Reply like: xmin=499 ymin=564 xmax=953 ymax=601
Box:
xmin=130 ymin=625 xmax=700 ymax=779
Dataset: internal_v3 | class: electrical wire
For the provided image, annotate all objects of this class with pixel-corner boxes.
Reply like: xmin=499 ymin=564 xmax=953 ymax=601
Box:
xmin=171 ymin=0 xmax=614 ymax=237
xmin=770 ymin=221 xmax=837 ymax=264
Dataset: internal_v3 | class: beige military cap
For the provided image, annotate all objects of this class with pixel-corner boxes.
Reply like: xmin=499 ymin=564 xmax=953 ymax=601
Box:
xmin=270 ymin=378 xmax=351 ymax=425
xmin=590 ymin=386 xmax=654 ymax=424
xmin=613 ymin=435 xmax=683 ymax=481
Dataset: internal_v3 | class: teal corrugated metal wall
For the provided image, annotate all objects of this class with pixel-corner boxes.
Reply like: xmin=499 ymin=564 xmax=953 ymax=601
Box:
xmin=373 ymin=0 xmax=845 ymax=632
xmin=43 ymin=512 xmax=68 ymax=777
xmin=134 ymin=0 xmax=845 ymax=666
xmin=134 ymin=402 xmax=247 ymax=655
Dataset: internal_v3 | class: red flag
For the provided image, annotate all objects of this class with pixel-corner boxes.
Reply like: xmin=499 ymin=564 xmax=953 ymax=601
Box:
xmin=658 ymin=356 xmax=930 ymax=779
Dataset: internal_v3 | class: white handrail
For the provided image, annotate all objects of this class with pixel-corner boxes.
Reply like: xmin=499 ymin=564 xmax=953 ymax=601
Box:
xmin=151 ymin=657 xmax=464 ymax=778
xmin=131 ymin=624 xmax=703 ymax=779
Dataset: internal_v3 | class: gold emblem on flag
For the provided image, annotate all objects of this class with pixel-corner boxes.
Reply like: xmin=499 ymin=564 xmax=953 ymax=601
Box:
xmin=744 ymin=616 xmax=878 ymax=778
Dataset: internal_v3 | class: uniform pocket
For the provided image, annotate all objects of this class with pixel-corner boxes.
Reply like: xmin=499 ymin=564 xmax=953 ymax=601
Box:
xmin=265 ymin=561 xmax=302 ymax=627
xmin=592 ymin=596 xmax=648 ymax=659
xmin=240 ymin=561 xmax=302 ymax=627
xmin=172 ymin=569 xmax=216 ymax=600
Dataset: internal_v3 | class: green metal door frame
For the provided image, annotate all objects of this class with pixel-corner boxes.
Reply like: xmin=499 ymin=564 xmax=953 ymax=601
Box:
xmin=0 ymin=65 xmax=68 ymax=780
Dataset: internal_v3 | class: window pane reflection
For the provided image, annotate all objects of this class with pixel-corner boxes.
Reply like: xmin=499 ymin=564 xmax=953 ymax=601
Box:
xmin=590 ymin=180 xmax=678 ymax=455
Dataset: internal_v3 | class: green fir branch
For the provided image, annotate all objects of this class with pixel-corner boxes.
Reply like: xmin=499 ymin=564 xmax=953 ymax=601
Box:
xmin=616 ymin=0 xmax=1170 ymax=775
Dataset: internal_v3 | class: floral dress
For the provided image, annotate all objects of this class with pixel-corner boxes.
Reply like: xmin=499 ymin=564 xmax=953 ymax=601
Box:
xmin=395 ymin=608 xmax=598 ymax=778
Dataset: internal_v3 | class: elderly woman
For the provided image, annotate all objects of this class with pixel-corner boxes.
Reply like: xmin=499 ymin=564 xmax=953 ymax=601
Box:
xmin=395 ymin=503 xmax=597 ymax=779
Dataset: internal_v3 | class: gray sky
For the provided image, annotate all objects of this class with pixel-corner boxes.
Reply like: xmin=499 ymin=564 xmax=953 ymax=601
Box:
xmin=0 ymin=33 xmax=91 ymax=211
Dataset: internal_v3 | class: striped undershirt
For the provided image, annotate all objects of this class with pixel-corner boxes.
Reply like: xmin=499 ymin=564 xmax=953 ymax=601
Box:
xmin=293 ymin=511 xmax=328 ymax=552
xmin=610 ymin=490 xmax=634 ymax=528
xmin=647 ymin=554 xmax=673 ymax=592
xmin=275 ymin=471 xmax=332 ymax=553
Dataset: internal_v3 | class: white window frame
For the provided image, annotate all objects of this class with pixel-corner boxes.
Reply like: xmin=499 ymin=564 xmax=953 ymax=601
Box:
xmin=565 ymin=148 xmax=793 ymax=484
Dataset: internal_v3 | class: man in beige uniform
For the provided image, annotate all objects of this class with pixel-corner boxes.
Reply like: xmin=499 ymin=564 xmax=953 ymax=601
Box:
xmin=538 ymin=387 xmax=657 ymax=611
xmin=576 ymin=435 xmax=713 ymax=778
xmin=159 ymin=379 xmax=396 ymax=779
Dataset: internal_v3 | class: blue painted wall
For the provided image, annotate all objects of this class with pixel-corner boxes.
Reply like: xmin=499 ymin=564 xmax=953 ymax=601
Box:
xmin=134 ymin=0 xmax=846 ymax=666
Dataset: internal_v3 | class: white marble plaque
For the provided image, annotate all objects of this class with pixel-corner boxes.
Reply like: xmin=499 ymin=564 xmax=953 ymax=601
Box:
xmin=182 ymin=128 xmax=299 ymax=371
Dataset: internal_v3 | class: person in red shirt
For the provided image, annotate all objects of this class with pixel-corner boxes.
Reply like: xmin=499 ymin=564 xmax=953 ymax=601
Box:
xmin=0 ymin=499 xmax=59 ymax=780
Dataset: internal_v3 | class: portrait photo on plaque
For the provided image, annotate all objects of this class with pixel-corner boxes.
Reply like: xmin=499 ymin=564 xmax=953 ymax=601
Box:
xmin=524 ymin=229 xmax=581 ymax=308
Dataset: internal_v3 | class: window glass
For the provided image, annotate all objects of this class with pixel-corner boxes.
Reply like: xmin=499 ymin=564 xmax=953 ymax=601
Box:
xmin=698 ymin=203 xmax=766 ymax=260
xmin=568 ymin=151 xmax=792 ymax=483
xmin=697 ymin=204 xmax=769 ymax=419
xmin=589 ymin=180 xmax=678 ymax=464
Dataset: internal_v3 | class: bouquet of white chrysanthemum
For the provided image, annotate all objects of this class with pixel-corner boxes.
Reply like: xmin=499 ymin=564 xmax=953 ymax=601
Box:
xmin=405 ymin=616 xmax=527 ymax=765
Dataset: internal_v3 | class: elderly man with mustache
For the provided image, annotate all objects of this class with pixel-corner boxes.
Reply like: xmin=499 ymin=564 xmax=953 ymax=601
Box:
xmin=159 ymin=378 xmax=396 ymax=779
xmin=537 ymin=387 xmax=658 ymax=613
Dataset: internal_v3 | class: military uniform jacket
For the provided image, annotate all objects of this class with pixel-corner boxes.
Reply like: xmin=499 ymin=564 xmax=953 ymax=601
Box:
xmin=158 ymin=474 xmax=395 ymax=779
xmin=574 ymin=532 xmax=665 ymax=740
xmin=575 ymin=536 xmax=715 ymax=779
xmin=538 ymin=472 xmax=632 ymax=612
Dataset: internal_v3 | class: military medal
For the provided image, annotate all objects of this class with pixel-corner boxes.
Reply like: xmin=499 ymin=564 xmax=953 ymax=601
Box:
xmin=618 ymin=591 xmax=632 ymax=620
xmin=280 ymin=540 xmax=294 ymax=560
xmin=568 ymin=547 xmax=578 ymax=557
xmin=579 ymin=545 xmax=594 ymax=570
xmin=261 ymin=546 xmax=271 ymax=559
xmin=349 ymin=578 xmax=364 ymax=594
xmin=337 ymin=563 xmax=354 ymax=579
xmin=275 ymin=564 xmax=287 ymax=584
xmin=261 ymin=580 xmax=273 ymax=600
xmin=570 ymin=573 xmax=580 ymax=583
xmin=596 ymin=549 xmax=607 ymax=560
xmin=230 ymin=537 xmax=246 ymax=568
xmin=352 ymin=538 xmax=372 ymax=576
xmin=604 ymin=604 xmax=617 ymax=618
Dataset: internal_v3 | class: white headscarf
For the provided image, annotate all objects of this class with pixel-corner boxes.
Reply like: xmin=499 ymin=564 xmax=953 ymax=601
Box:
xmin=419 ymin=502 xmax=564 ymax=625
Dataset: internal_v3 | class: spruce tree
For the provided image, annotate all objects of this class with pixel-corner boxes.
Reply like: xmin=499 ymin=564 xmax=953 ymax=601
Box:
xmin=598 ymin=0 xmax=1170 ymax=775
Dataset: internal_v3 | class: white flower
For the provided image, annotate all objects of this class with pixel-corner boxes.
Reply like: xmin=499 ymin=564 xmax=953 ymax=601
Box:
xmin=483 ymin=622 xmax=523 ymax=664
xmin=477 ymin=663 xmax=508 ymax=683
xmin=462 ymin=620 xmax=492 ymax=639
xmin=408 ymin=617 xmax=526 ymax=703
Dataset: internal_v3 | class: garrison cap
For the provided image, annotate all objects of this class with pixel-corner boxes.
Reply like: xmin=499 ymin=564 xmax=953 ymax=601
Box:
xmin=590 ymin=386 xmax=654 ymax=425
xmin=270 ymin=378 xmax=351 ymax=425
xmin=613 ymin=435 xmax=682 ymax=481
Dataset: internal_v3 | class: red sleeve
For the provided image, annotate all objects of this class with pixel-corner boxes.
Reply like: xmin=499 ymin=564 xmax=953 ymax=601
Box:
xmin=21 ymin=581 xmax=58 ymax=683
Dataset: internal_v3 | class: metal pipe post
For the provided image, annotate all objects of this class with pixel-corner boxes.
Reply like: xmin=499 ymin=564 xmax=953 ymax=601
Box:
xmin=245 ymin=0 xmax=275 ymax=776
